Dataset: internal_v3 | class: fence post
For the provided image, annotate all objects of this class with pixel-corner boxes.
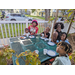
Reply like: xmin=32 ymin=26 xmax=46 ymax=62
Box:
xmin=50 ymin=20 xmax=54 ymax=38
xmin=26 ymin=19 xmax=28 ymax=28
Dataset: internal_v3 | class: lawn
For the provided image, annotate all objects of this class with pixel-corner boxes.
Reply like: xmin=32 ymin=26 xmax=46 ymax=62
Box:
xmin=0 ymin=23 xmax=44 ymax=38
xmin=25 ymin=15 xmax=45 ymax=20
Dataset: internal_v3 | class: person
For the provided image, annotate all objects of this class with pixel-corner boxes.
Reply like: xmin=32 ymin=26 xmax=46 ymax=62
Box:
xmin=61 ymin=17 xmax=64 ymax=21
xmin=52 ymin=42 xmax=72 ymax=65
xmin=51 ymin=32 xmax=57 ymax=44
xmin=28 ymin=20 xmax=38 ymax=35
xmin=40 ymin=27 xmax=50 ymax=38
xmin=57 ymin=32 xmax=70 ymax=44
xmin=58 ymin=17 xmax=62 ymax=21
xmin=53 ymin=22 xmax=64 ymax=41
xmin=23 ymin=28 xmax=30 ymax=37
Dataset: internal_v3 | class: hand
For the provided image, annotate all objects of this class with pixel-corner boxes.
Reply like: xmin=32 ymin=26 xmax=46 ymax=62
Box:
xmin=44 ymin=31 xmax=46 ymax=33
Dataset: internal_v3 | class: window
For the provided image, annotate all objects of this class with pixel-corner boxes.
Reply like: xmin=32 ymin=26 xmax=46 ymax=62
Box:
xmin=39 ymin=12 xmax=40 ymax=15
xmin=11 ymin=14 xmax=21 ymax=17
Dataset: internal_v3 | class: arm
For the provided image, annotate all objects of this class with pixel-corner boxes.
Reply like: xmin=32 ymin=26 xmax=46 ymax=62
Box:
xmin=44 ymin=31 xmax=48 ymax=38
xmin=52 ymin=57 xmax=59 ymax=65
xmin=34 ymin=27 xmax=38 ymax=36
xmin=40 ymin=32 xmax=44 ymax=36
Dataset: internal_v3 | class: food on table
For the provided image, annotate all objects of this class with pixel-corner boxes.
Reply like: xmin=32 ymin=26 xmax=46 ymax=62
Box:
xmin=20 ymin=37 xmax=24 ymax=39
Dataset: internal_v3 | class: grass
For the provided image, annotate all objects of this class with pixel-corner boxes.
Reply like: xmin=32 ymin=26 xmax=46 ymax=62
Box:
xmin=25 ymin=15 xmax=45 ymax=20
xmin=0 ymin=23 xmax=45 ymax=38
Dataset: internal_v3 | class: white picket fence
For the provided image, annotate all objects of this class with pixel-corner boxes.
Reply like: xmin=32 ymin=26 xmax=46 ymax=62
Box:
xmin=0 ymin=20 xmax=54 ymax=47
xmin=0 ymin=20 xmax=70 ymax=47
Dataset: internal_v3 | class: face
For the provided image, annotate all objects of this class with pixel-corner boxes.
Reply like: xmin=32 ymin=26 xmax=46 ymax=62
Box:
xmin=25 ymin=30 xmax=29 ymax=33
xmin=57 ymin=24 xmax=61 ymax=32
xmin=32 ymin=22 xmax=37 ymax=27
xmin=46 ymin=28 xmax=50 ymax=33
xmin=61 ymin=34 xmax=66 ymax=41
xmin=56 ymin=45 xmax=66 ymax=56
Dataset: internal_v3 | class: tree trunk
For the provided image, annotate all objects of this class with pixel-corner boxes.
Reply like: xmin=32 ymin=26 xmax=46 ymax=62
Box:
xmin=67 ymin=11 xmax=75 ymax=34
xmin=45 ymin=9 xmax=50 ymax=21
xmin=51 ymin=9 xmax=59 ymax=39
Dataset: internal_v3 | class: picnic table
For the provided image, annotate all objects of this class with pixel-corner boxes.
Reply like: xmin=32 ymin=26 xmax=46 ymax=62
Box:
xmin=9 ymin=35 xmax=59 ymax=65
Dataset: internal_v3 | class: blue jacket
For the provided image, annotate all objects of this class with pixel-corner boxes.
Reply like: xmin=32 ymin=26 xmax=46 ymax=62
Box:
xmin=57 ymin=40 xmax=70 ymax=44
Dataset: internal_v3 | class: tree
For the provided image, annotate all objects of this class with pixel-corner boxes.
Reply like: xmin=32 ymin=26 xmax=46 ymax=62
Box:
xmin=51 ymin=9 xmax=59 ymax=38
xmin=45 ymin=9 xmax=50 ymax=21
xmin=67 ymin=9 xmax=75 ymax=34
xmin=31 ymin=9 xmax=51 ymax=20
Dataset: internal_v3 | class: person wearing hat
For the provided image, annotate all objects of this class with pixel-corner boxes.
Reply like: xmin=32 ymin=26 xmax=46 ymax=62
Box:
xmin=28 ymin=20 xmax=38 ymax=35
xmin=53 ymin=22 xmax=64 ymax=41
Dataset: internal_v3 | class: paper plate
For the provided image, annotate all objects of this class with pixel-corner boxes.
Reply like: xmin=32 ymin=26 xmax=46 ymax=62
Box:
xmin=20 ymin=36 xmax=26 ymax=39
xmin=44 ymin=38 xmax=49 ymax=41
xmin=48 ymin=42 xmax=55 ymax=46
xmin=29 ymin=36 xmax=35 ymax=38
xmin=47 ymin=50 xmax=56 ymax=57
xmin=40 ymin=37 xmax=45 ymax=39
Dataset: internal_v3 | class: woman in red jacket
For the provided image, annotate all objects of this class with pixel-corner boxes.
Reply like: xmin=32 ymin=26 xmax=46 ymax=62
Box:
xmin=28 ymin=20 xmax=38 ymax=35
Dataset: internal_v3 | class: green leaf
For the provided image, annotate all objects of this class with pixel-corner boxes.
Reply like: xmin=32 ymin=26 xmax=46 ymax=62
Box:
xmin=69 ymin=56 xmax=72 ymax=60
xmin=68 ymin=11 xmax=73 ymax=17
xmin=67 ymin=9 xmax=72 ymax=12
xmin=16 ymin=59 xmax=19 ymax=65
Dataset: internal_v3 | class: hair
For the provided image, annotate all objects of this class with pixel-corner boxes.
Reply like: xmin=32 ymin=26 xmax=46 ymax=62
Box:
xmin=32 ymin=21 xmax=37 ymax=25
xmin=46 ymin=27 xmax=50 ymax=31
xmin=32 ymin=20 xmax=38 ymax=26
xmin=57 ymin=42 xmax=72 ymax=54
xmin=61 ymin=32 xmax=67 ymax=40
xmin=54 ymin=22 xmax=64 ymax=29
xmin=25 ymin=28 xmax=29 ymax=32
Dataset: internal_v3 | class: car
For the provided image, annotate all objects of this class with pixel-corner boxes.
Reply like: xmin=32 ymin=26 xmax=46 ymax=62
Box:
xmin=5 ymin=13 xmax=33 ymax=21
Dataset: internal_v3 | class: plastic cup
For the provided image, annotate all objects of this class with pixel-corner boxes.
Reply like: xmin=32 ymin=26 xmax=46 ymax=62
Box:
xmin=43 ymin=49 xmax=47 ymax=55
xmin=49 ymin=38 xmax=51 ymax=42
xmin=35 ymin=50 xmax=39 ymax=54
xmin=42 ymin=34 xmax=44 ymax=37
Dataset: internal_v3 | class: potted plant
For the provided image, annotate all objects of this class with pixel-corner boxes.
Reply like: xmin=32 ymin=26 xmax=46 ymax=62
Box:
xmin=16 ymin=50 xmax=41 ymax=65
xmin=0 ymin=45 xmax=15 ymax=65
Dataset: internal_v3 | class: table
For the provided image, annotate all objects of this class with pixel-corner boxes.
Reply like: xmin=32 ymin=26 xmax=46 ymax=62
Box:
xmin=9 ymin=35 xmax=59 ymax=65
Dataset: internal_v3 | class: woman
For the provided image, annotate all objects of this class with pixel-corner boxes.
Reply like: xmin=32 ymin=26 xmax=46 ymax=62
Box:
xmin=28 ymin=20 xmax=38 ymax=35
xmin=53 ymin=22 xmax=64 ymax=41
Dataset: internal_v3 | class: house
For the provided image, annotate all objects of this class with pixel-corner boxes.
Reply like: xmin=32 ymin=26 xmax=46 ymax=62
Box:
xmin=13 ymin=9 xmax=20 ymax=13
xmin=31 ymin=9 xmax=45 ymax=17
xmin=30 ymin=9 xmax=66 ymax=17
xmin=52 ymin=9 xmax=63 ymax=17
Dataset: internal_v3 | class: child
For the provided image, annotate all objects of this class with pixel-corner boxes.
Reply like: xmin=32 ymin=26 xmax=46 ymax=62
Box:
xmin=57 ymin=32 xmax=70 ymax=44
xmin=23 ymin=28 xmax=30 ymax=37
xmin=28 ymin=20 xmax=38 ymax=35
xmin=52 ymin=42 xmax=72 ymax=65
xmin=41 ymin=27 xmax=50 ymax=38
xmin=53 ymin=22 xmax=64 ymax=41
